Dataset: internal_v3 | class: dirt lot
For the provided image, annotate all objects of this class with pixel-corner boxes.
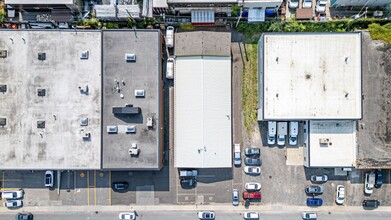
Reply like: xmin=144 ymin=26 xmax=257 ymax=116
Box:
xmin=357 ymin=31 xmax=391 ymax=168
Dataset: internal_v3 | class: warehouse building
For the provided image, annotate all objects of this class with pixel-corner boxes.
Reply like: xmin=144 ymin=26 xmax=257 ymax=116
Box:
xmin=258 ymin=33 xmax=362 ymax=168
xmin=174 ymin=31 xmax=232 ymax=168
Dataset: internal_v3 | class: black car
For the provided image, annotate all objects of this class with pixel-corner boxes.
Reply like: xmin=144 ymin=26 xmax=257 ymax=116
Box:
xmin=112 ymin=182 xmax=129 ymax=191
xmin=244 ymin=158 xmax=262 ymax=166
xmin=363 ymin=200 xmax=380 ymax=208
xmin=180 ymin=178 xmax=197 ymax=188
xmin=375 ymin=170 xmax=383 ymax=188
xmin=244 ymin=148 xmax=261 ymax=157
xmin=15 ymin=213 xmax=33 ymax=220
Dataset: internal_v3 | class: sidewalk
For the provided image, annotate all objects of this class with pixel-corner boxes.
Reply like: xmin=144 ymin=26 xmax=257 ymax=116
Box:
xmin=1 ymin=204 xmax=391 ymax=213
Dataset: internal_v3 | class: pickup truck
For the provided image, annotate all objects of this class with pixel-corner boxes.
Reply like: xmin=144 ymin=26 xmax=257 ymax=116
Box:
xmin=179 ymin=169 xmax=198 ymax=178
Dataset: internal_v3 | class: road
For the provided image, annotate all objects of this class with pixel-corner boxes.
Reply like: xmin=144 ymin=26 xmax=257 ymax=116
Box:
xmin=2 ymin=210 xmax=391 ymax=220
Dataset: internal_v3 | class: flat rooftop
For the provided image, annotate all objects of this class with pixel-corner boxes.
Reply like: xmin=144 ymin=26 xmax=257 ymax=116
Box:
xmin=5 ymin=0 xmax=74 ymax=4
xmin=308 ymin=121 xmax=357 ymax=167
xmin=0 ymin=30 xmax=102 ymax=170
xmin=174 ymin=56 xmax=232 ymax=168
xmin=102 ymin=30 xmax=163 ymax=170
xmin=258 ymin=33 xmax=362 ymax=120
xmin=175 ymin=31 xmax=231 ymax=57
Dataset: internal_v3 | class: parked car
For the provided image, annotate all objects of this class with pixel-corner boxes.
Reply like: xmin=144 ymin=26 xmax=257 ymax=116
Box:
xmin=166 ymin=58 xmax=174 ymax=79
xmin=245 ymin=182 xmax=261 ymax=191
xmin=362 ymin=199 xmax=380 ymax=208
xmin=305 ymin=185 xmax=323 ymax=195
xmin=306 ymin=198 xmax=323 ymax=206
xmin=267 ymin=121 xmax=276 ymax=145
xmin=243 ymin=211 xmax=259 ymax=220
xmin=118 ymin=212 xmax=136 ymax=220
xmin=364 ymin=171 xmax=376 ymax=194
xmin=302 ymin=0 xmax=312 ymax=8
xmin=243 ymin=191 xmax=261 ymax=199
xmin=234 ymin=143 xmax=241 ymax=166
xmin=15 ymin=212 xmax=33 ymax=220
xmin=232 ymin=189 xmax=239 ymax=206
xmin=310 ymin=174 xmax=328 ymax=183
xmin=2 ymin=190 xmax=24 ymax=199
xmin=289 ymin=0 xmax=299 ymax=8
xmin=244 ymin=148 xmax=260 ymax=157
xmin=180 ymin=178 xmax=197 ymax=188
xmin=4 ymin=200 xmax=23 ymax=208
xmin=301 ymin=212 xmax=317 ymax=220
xmin=335 ymin=185 xmax=345 ymax=205
xmin=375 ymin=170 xmax=383 ymax=188
xmin=166 ymin=26 xmax=174 ymax=48
xmin=44 ymin=170 xmax=54 ymax=187
xmin=198 ymin=211 xmax=215 ymax=220
xmin=244 ymin=166 xmax=260 ymax=175
xmin=244 ymin=158 xmax=262 ymax=166
xmin=179 ymin=169 xmax=198 ymax=178
xmin=112 ymin=182 xmax=129 ymax=191
xmin=315 ymin=0 xmax=327 ymax=13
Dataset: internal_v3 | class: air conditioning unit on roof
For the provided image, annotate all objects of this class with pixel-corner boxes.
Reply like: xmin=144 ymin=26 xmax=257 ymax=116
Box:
xmin=125 ymin=53 xmax=136 ymax=62
xmin=80 ymin=51 xmax=89 ymax=59
xmin=134 ymin=90 xmax=145 ymax=97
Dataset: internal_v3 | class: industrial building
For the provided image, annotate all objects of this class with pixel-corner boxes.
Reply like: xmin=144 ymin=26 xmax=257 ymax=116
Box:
xmin=0 ymin=29 xmax=163 ymax=170
xmin=174 ymin=31 xmax=232 ymax=168
xmin=258 ymin=32 xmax=362 ymax=168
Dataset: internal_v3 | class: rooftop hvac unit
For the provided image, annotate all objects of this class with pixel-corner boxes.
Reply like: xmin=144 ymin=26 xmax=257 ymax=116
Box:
xmin=128 ymin=148 xmax=140 ymax=156
xmin=126 ymin=125 xmax=136 ymax=133
xmin=37 ymin=88 xmax=46 ymax=97
xmin=0 ymin=85 xmax=7 ymax=93
xmin=107 ymin=125 xmax=118 ymax=133
xmin=125 ymin=53 xmax=136 ymax=62
xmin=0 ymin=118 xmax=6 ymax=126
xmin=80 ymin=117 xmax=88 ymax=126
xmin=134 ymin=90 xmax=145 ymax=97
xmin=80 ymin=51 xmax=89 ymax=59
xmin=38 ymin=52 xmax=46 ymax=61
xmin=146 ymin=117 xmax=153 ymax=127
xmin=0 ymin=50 xmax=7 ymax=58
xmin=37 ymin=121 xmax=45 ymax=129
xmin=131 ymin=143 xmax=137 ymax=148
xmin=319 ymin=138 xmax=330 ymax=144
xmin=82 ymin=133 xmax=91 ymax=140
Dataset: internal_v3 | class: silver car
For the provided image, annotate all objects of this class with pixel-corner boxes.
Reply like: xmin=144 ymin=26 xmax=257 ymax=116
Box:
xmin=310 ymin=174 xmax=328 ymax=183
xmin=232 ymin=189 xmax=239 ymax=206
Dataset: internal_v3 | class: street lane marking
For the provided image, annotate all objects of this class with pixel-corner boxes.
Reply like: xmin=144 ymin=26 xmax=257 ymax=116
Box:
xmin=1 ymin=179 xmax=23 ymax=182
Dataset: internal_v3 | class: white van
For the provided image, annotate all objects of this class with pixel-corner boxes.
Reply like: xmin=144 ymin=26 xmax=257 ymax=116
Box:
xmin=166 ymin=26 xmax=174 ymax=48
xmin=277 ymin=122 xmax=287 ymax=146
xmin=289 ymin=121 xmax=298 ymax=145
xmin=267 ymin=121 xmax=276 ymax=145
xmin=166 ymin=57 xmax=174 ymax=79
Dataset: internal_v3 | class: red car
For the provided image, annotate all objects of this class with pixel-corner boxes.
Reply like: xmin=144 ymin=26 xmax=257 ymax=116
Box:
xmin=243 ymin=191 xmax=261 ymax=199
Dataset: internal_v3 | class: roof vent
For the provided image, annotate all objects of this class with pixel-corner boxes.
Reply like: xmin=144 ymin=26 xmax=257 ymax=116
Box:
xmin=80 ymin=51 xmax=89 ymax=59
xmin=0 ymin=118 xmax=6 ymax=126
xmin=107 ymin=125 xmax=118 ymax=133
xmin=125 ymin=53 xmax=136 ymax=62
xmin=134 ymin=90 xmax=145 ymax=97
xmin=126 ymin=125 xmax=136 ymax=133
xmin=80 ymin=117 xmax=88 ymax=126
xmin=82 ymin=132 xmax=91 ymax=140
xmin=0 ymin=50 xmax=7 ymax=58
xmin=38 ymin=52 xmax=46 ymax=61
xmin=0 ymin=85 xmax=7 ymax=93
xmin=146 ymin=117 xmax=153 ymax=127
xmin=37 ymin=88 xmax=46 ymax=96
xmin=37 ymin=120 xmax=45 ymax=129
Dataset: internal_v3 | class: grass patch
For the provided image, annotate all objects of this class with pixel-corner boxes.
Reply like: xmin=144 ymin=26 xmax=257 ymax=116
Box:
xmin=242 ymin=44 xmax=258 ymax=132
xmin=368 ymin=23 xmax=391 ymax=44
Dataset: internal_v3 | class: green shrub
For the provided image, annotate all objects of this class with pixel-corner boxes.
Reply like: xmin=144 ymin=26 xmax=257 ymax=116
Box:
xmin=368 ymin=23 xmax=391 ymax=44
xmin=180 ymin=23 xmax=194 ymax=30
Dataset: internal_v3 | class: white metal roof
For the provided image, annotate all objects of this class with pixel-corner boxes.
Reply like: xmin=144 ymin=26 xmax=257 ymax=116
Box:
xmin=260 ymin=33 xmax=362 ymax=120
xmin=168 ymin=0 xmax=236 ymax=3
xmin=5 ymin=0 xmax=74 ymax=4
xmin=308 ymin=121 xmax=357 ymax=167
xmin=174 ymin=56 xmax=232 ymax=168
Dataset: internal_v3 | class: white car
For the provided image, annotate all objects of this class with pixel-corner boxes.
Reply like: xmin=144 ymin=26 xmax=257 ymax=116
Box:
xmin=316 ymin=0 xmax=327 ymax=13
xmin=243 ymin=211 xmax=259 ymax=220
xmin=302 ymin=0 xmax=312 ymax=8
xmin=4 ymin=200 xmax=23 ymax=208
xmin=45 ymin=170 xmax=54 ymax=187
xmin=335 ymin=185 xmax=345 ymax=205
xmin=198 ymin=211 xmax=215 ymax=219
xmin=244 ymin=166 xmax=260 ymax=175
xmin=289 ymin=0 xmax=299 ymax=8
xmin=2 ymin=190 xmax=24 ymax=199
xmin=119 ymin=212 xmax=136 ymax=220
xmin=302 ymin=212 xmax=317 ymax=220
xmin=245 ymin=182 xmax=261 ymax=191
xmin=166 ymin=58 xmax=174 ymax=79
xmin=364 ymin=171 xmax=375 ymax=195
